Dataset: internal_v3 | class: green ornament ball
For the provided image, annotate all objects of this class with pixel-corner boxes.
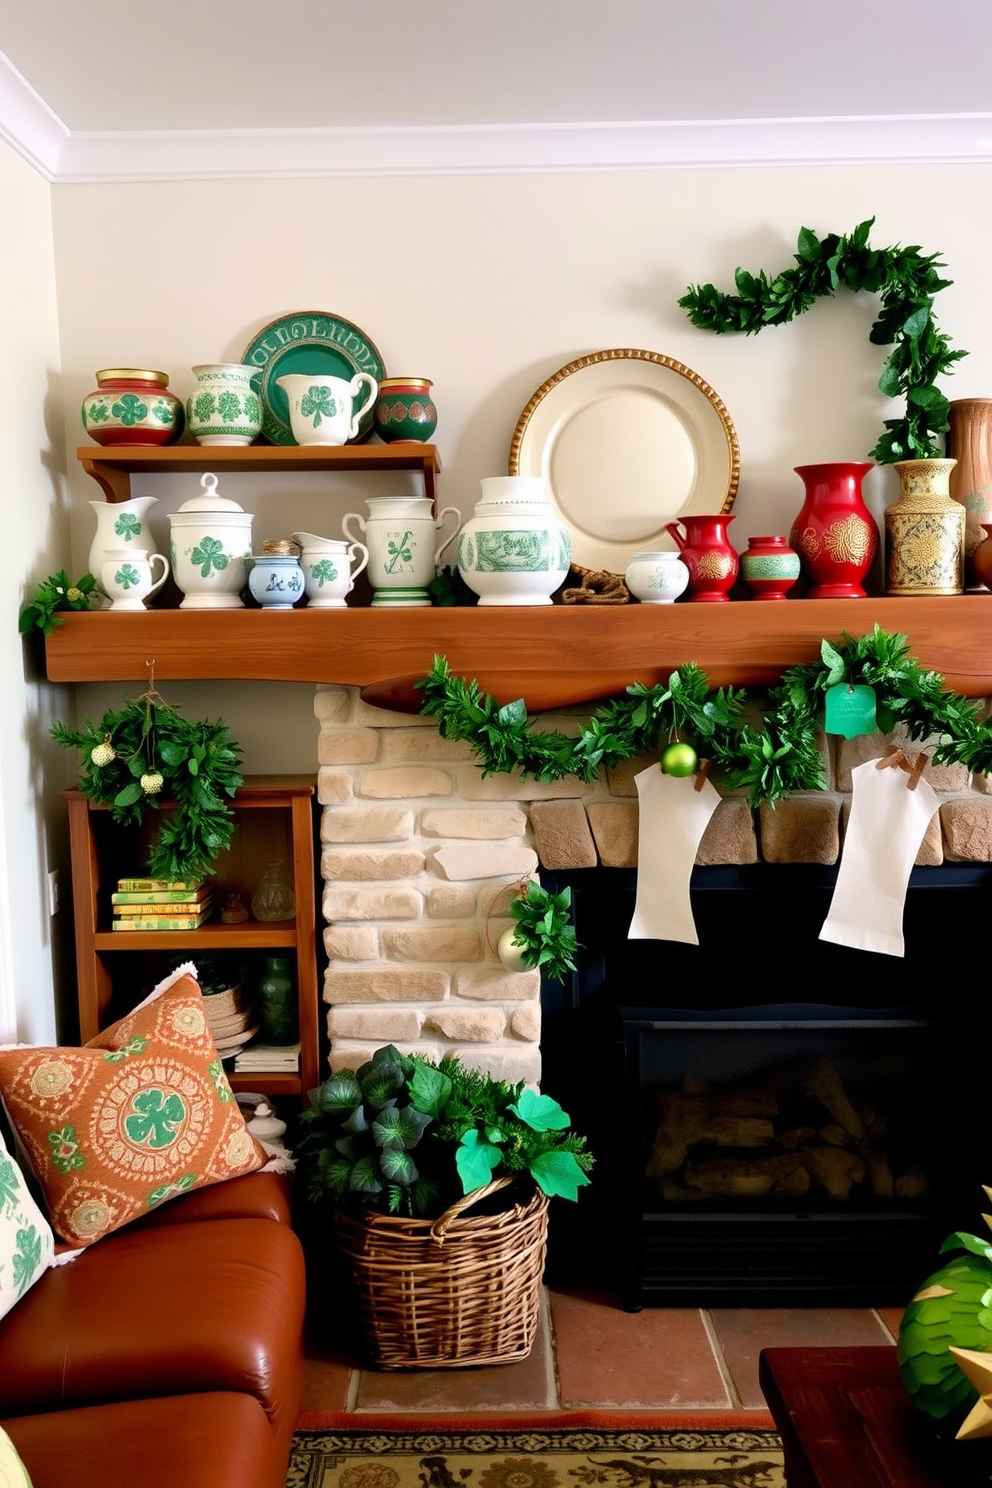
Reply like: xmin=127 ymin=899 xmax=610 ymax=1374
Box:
xmin=898 ymin=1253 xmax=992 ymax=1422
xmin=661 ymin=742 xmax=698 ymax=777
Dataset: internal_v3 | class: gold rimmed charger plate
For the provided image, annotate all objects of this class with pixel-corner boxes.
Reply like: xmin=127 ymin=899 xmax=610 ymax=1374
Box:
xmin=509 ymin=348 xmax=740 ymax=575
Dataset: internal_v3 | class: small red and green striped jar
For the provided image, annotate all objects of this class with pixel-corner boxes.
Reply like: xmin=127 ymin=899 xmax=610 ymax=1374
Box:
xmin=373 ymin=377 xmax=438 ymax=444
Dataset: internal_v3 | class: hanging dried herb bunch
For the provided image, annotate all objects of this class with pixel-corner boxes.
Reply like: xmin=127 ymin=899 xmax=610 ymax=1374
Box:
xmin=50 ymin=675 xmax=243 ymax=880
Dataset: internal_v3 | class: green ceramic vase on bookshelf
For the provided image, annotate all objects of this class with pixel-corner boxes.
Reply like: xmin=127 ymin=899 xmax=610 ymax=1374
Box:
xmin=257 ymin=956 xmax=299 ymax=1046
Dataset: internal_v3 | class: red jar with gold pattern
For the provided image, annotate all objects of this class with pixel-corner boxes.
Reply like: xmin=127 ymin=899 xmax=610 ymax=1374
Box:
xmin=789 ymin=462 xmax=878 ymax=598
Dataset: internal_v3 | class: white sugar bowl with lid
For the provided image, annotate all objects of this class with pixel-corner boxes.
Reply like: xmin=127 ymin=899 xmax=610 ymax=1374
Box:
xmin=456 ymin=475 xmax=571 ymax=605
xmin=168 ymin=472 xmax=253 ymax=609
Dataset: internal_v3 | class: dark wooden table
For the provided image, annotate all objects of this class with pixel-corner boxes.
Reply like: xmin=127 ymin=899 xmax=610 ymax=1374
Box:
xmin=759 ymin=1345 xmax=992 ymax=1487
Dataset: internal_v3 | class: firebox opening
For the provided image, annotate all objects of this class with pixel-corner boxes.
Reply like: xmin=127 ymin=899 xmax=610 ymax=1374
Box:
xmin=540 ymin=863 xmax=992 ymax=1309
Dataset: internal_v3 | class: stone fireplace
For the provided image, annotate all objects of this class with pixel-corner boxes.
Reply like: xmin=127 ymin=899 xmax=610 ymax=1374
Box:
xmin=315 ymin=679 xmax=992 ymax=1079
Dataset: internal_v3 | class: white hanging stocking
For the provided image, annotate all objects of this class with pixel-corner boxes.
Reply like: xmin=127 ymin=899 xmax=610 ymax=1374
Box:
xmin=628 ymin=765 xmax=722 ymax=945
xmin=819 ymin=755 xmax=939 ymax=958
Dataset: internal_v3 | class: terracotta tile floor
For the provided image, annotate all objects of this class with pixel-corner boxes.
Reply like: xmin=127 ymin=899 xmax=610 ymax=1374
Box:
xmin=300 ymin=1286 xmax=904 ymax=1416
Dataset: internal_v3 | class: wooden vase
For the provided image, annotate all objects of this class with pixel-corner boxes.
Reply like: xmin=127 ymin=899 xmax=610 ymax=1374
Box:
xmin=947 ymin=398 xmax=992 ymax=587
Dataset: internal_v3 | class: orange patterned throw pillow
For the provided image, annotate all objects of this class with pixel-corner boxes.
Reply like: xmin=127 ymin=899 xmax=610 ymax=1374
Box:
xmin=0 ymin=966 xmax=268 ymax=1247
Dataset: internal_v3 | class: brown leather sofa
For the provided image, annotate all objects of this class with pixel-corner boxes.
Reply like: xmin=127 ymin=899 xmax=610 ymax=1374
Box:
xmin=0 ymin=1171 xmax=306 ymax=1488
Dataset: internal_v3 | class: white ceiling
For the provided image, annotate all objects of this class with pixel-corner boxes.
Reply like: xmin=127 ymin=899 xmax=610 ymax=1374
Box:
xmin=2 ymin=0 xmax=992 ymax=180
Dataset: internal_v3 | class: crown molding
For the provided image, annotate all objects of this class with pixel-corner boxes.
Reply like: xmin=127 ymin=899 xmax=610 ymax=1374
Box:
xmin=2 ymin=51 xmax=991 ymax=185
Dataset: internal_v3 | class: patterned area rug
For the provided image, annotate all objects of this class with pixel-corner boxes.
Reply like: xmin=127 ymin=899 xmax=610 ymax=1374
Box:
xmin=287 ymin=1420 xmax=785 ymax=1488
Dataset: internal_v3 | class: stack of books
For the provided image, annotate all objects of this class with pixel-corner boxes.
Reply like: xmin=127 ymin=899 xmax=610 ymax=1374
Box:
xmin=234 ymin=1041 xmax=300 ymax=1074
xmin=111 ymin=875 xmax=215 ymax=931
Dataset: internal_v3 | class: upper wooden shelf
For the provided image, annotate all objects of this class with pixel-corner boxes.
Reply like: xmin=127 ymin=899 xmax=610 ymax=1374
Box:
xmin=42 ymin=596 xmax=992 ymax=710
xmin=76 ymin=442 xmax=441 ymax=507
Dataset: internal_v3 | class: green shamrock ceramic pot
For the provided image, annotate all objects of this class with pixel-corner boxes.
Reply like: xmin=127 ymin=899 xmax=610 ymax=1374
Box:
xmin=81 ymin=369 xmax=184 ymax=447
xmin=373 ymin=377 xmax=438 ymax=444
xmin=167 ymin=472 xmax=253 ymax=609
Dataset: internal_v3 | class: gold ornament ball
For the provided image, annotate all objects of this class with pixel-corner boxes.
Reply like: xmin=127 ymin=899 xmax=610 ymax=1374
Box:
xmin=661 ymin=742 xmax=698 ymax=777
xmin=497 ymin=926 xmax=530 ymax=972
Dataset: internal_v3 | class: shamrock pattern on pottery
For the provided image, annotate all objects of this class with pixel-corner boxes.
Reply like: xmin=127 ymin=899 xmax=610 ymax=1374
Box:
xmin=114 ymin=512 xmax=142 ymax=542
xmin=111 ymin=393 xmax=148 ymax=426
xmin=190 ymin=536 xmax=229 ymax=577
xmin=114 ymin=563 xmax=140 ymax=590
xmin=300 ymin=384 xmax=338 ymax=428
xmin=310 ymin=558 xmax=339 ymax=587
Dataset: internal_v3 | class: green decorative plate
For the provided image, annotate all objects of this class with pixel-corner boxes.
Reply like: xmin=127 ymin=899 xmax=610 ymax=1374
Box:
xmin=242 ymin=311 xmax=387 ymax=446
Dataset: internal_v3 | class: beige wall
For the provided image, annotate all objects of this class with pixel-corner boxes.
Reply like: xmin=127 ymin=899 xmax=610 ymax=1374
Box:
xmin=10 ymin=157 xmax=992 ymax=1037
xmin=1 ymin=137 xmax=74 ymax=1043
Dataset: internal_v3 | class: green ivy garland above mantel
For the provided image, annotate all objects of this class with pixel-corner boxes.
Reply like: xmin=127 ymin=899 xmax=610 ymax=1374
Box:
xmin=678 ymin=218 xmax=967 ymax=464
xmin=418 ymin=627 xmax=992 ymax=806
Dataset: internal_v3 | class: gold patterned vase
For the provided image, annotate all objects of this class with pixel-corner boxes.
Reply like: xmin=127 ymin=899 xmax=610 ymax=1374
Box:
xmin=884 ymin=458 xmax=964 ymax=596
xmin=789 ymin=462 xmax=878 ymax=598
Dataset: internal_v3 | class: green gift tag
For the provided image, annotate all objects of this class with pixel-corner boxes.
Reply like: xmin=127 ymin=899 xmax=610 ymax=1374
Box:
xmin=825 ymin=683 xmax=877 ymax=738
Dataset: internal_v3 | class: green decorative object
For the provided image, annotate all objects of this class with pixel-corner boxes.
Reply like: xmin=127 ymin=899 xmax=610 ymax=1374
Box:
xmin=898 ymin=1208 xmax=992 ymax=1425
xmin=241 ymin=310 xmax=386 ymax=446
xmin=81 ymin=369 xmax=184 ymax=447
xmin=419 ymin=625 xmax=992 ymax=805
xmin=500 ymin=880 xmax=580 ymax=983
xmin=679 ymin=218 xmax=967 ymax=463
xmin=373 ymin=377 xmax=438 ymax=443
xmin=49 ymin=677 xmax=243 ymax=881
xmin=299 ymin=1043 xmax=593 ymax=1218
xmin=256 ymin=955 xmax=298 ymax=1046
xmin=18 ymin=570 xmax=97 ymax=637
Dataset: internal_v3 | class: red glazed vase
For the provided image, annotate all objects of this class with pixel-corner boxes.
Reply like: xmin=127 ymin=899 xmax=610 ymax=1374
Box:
xmin=789 ymin=462 xmax=878 ymax=598
xmin=739 ymin=534 xmax=801 ymax=601
xmin=665 ymin=513 xmax=738 ymax=601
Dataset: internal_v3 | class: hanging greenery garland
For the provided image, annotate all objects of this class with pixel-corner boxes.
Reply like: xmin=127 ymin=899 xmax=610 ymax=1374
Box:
xmin=51 ymin=681 xmax=244 ymax=880
xmin=418 ymin=627 xmax=992 ymax=805
xmin=678 ymin=218 xmax=967 ymax=463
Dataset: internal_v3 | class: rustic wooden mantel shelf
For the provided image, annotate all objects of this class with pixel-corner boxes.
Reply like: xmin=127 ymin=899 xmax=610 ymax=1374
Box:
xmin=42 ymin=596 xmax=992 ymax=710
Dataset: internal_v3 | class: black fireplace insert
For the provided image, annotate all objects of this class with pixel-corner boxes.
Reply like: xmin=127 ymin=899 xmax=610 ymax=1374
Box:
xmin=540 ymin=863 xmax=992 ymax=1308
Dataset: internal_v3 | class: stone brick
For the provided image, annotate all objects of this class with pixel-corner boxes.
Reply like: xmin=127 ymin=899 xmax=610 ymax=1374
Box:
xmin=426 ymin=884 xmax=477 ymax=918
xmin=382 ymin=926 xmax=482 ymax=962
xmin=317 ymin=769 xmax=354 ymax=804
xmin=455 ymin=967 xmax=542 ymax=1002
xmin=318 ymin=728 xmax=380 ymax=765
xmin=458 ymin=769 xmax=595 ymax=802
xmin=974 ymin=773 xmax=992 ymax=795
xmin=320 ymin=806 xmax=414 ymax=843
xmin=433 ymin=844 xmax=538 ymax=880
xmin=423 ymin=1007 xmax=505 ymax=1042
xmin=325 ymin=968 xmax=449 ymax=1003
xmin=835 ymin=726 xmax=970 ymax=792
xmin=509 ymin=1002 xmax=541 ymax=1041
xmin=323 ymin=924 xmax=379 ymax=960
xmin=447 ymin=1046 xmax=541 ymax=1085
xmin=606 ymin=753 xmax=658 ymax=797
xmin=587 ymin=801 xmax=638 ymax=868
xmin=323 ymin=885 xmax=422 ymax=921
xmin=421 ymin=807 xmax=528 ymax=839
xmin=840 ymin=798 xmax=943 ymax=866
xmin=695 ymin=798 xmax=758 ymax=865
xmin=321 ymin=847 xmax=424 ymax=881
xmin=941 ymin=796 xmax=992 ymax=861
xmin=382 ymin=731 xmax=476 ymax=762
xmin=329 ymin=1039 xmax=443 ymax=1072
xmin=759 ymin=794 xmax=842 ymax=864
xmin=314 ymin=686 xmax=353 ymax=724
xmin=529 ymin=799 xmax=597 ymax=868
xmin=328 ymin=1006 xmax=423 ymax=1041
xmin=354 ymin=698 xmax=435 ymax=728
xmin=360 ymin=766 xmax=452 ymax=799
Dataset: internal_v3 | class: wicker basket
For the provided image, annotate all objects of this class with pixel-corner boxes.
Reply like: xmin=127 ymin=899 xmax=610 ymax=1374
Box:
xmin=334 ymin=1176 xmax=550 ymax=1369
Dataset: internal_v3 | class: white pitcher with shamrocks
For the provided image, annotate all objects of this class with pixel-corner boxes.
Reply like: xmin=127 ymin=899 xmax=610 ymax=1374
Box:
xmin=275 ymin=372 xmax=377 ymax=446
xmin=89 ymin=496 xmax=161 ymax=604
xmin=342 ymin=497 xmax=462 ymax=607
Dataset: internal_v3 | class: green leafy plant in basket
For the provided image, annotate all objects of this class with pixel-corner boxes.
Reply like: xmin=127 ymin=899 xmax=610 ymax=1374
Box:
xmin=299 ymin=1043 xmax=594 ymax=1218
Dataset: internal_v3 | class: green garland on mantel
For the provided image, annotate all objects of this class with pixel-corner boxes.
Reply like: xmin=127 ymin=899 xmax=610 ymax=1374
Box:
xmin=678 ymin=218 xmax=967 ymax=463
xmin=418 ymin=627 xmax=992 ymax=807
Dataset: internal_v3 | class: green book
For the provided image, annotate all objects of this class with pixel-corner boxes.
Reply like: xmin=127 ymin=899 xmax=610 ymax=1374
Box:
xmin=116 ymin=875 xmax=209 ymax=893
xmin=112 ymin=909 xmax=212 ymax=931
xmin=111 ymin=887 xmax=213 ymax=905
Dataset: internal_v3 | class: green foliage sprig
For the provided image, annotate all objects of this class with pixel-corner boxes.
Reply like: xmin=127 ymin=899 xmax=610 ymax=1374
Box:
xmin=299 ymin=1043 xmax=593 ymax=1218
xmin=508 ymin=881 xmax=580 ymax=983
xmin=679 ymin=218 xmax=967 ymax=462
xmin=418 ymin=626 xmax=992 ymax=803
xmin=50 ymin=688 xmax=244 ymax=880
xmin=19 ymin=571 xmax=97 ymax=636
